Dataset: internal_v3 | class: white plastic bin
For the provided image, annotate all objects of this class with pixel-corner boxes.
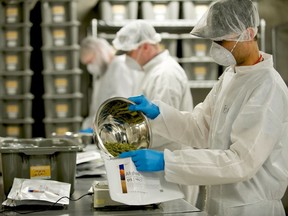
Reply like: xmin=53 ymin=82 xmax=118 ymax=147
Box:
xmin=182 ymin=62 xmax=219 ymax=81
xmin=100 ymin=0 xmax=138 ymax=21
xmin=141 ymin=1 xmax=179 ymax=20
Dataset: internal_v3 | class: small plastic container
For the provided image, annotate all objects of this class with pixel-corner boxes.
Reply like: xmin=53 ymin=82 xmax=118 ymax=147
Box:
xmin=43 ymin=117 xmax=83 ymax=137
xmin=0 ymin=118 xmax=34 ymax=138
xmin=42 ymin=69 xmax=82 ymax=94
xmin=0 ymin=137 xmax=81 ymax=195
xmin=182 ymin=62 xmax=219 ymax=81
xmin=141 ymin=1 xmax=179 ymax=20
xmin=0 ymin=94 xmax=34 ymax=119
xmin=100 ymin=0 xmax=138 ymax=21
xmin=41 ymin=22 xmax=79 ymax=47
xmin=182 ymin=1 xmax=211 ymax=20
xmin=42 ymin=46 xmax=79 ymax=71
xmin=0 ymin=47 xmax=32 ymax=71
xmin=43 ymin=93 xmax=82 ymax=118
xmin=181 ymin=35 xmax=212 ymax=57
xmin=0 ymin=70 xmax=33 ymax=95
xmin=41 ymin=0 xmax=78 ymax=23
xmin=0 ymin=23 xmax=32 ymax=48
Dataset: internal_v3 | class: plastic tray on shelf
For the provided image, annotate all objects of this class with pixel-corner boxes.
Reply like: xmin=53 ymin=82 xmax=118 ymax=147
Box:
xmin=141 ymin=1 xmax=179 ymax=20
xmin=99 ymin=0 xmax=138 ymax=21
xmin=41 ymin=45 xmax=79 ymax=71
xmin=182 ymin=61 xmax=219 ymax=81
xmin=43 ymin=93 xmax=82 ymax=119
xmin=181 ymin=35 xmax=212 ymax=58
xmin=0 ymin=46 xmax=32 ymax=71
xmin=0 ymin=118 xmax=34 ymax=138
xmin=0 ymin=1 xmax=30 ymax=24
xmin=41 ymin=21 xmax=79 ymax=47
xmin=0 ymin=93 xmax=34 ymax=119
xmin=181 ymin=1 xmax=212 ymax=20
xmin=43 ymin=116 xmax=83 ymax=137
xmin=41 ymin=0 xmax=78 ymax=23
xmin=0 ymin=22 xmax=32 ymax=48
xmin=42 ymin=69 xmax=82 ymax=94
xmin=0 ymin=70 xmax=33 ymax=95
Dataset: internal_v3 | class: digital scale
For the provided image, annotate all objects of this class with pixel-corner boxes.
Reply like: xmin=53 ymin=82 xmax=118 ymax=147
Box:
xmin=92 ymin=180 xmax=124 ymax=208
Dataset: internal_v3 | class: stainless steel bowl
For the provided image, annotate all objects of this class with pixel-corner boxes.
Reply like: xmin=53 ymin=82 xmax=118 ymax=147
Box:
xmin=93 ymin=97 xmax=151 ymax=158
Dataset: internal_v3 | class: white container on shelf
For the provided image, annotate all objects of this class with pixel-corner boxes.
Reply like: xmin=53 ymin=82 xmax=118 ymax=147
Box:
xmin=181 ymin=35 xmax=212 ymax=58
xmin=182 ymin=62 xmax=219 ymax=81
xmin=141 ymin=1 xmax=179 ymax=20
xmin=182 ymin=1 xmax=211 ymax=20
xmin=100 ymin=1 xmax=138 ymax=21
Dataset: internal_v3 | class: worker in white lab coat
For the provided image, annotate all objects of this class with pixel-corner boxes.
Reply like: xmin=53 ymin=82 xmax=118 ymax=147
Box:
xmin=80 ymin=37 xmax=142 ymax=130
xmin=119 ymin=0 xmax=288 ymax=215
xmin=112 ymin=20 xmax=198 ymax=205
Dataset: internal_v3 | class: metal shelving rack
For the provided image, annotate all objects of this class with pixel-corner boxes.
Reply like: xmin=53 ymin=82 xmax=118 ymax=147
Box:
xmin=40 ymin=0 xmax=83 ymax=137
xmin=0 ymin=0 xmax=34 ymax=138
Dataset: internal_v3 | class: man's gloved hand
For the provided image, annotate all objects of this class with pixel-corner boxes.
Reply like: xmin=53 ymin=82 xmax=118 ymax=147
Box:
xmin=128 ymin=95 xmax=160 ymax=119
xmin=79 ymin=127 xmax=93 ymax=133
xmin=119 ymin=149 xmax=164 ymax=172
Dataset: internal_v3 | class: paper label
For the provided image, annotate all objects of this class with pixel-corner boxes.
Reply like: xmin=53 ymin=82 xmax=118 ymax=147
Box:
xmin=56 ymin=127 xmax=69 ymax=135
xmin=6 ymin=55 xmax=18 ymax=64
xmin=30 ymin=165 xmax=51 ymax=179
xmin=7 ymin=126 xmax=20 ymax=136
xmin=195 ymin=43 xmax=207 ymax=56
xmin=52 ymin=5 xmax=65 ymax=15
xmin=56 ymin=104 xmax=68 ymax=118
xmin=112 ymin=5 xmax=126 ymax=20
xmin=6 ymin=104 xmax=19 ymax=118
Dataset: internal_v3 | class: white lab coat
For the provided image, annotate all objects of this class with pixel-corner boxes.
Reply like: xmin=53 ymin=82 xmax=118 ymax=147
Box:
xmin=82 ymin=55 xmax=143 ymax=129
xmin=134 ymin=50 xmax=198 ymax=205
xmin=152 ymin=52 xmax=288 ymax=216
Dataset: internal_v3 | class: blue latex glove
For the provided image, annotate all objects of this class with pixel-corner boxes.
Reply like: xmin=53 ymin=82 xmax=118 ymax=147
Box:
xmin=119 ymin=149 xmax=164 ymax=172
xmin=128 ymin=95 xmax=160 ymax=119
xmin=79 ymin=127 xmax=93 ymax=133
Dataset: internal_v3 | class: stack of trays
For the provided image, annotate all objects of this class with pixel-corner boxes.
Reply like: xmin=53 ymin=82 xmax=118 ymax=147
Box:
xmin=41 ymin=0 xmax=82 ymax=137
xmin=0 ymin=0 xmax=34 ymax=138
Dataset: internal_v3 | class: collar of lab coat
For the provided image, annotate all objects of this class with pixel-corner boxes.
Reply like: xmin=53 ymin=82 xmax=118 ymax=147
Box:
xmin=142 ymin=50 xmax=169 ymax=72
xmin=234 ymin=52 xmax=273 ymax=76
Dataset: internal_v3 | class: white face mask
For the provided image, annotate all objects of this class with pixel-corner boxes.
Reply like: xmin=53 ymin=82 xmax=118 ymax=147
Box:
xmin=210 ymin=41 xmax=237 ymax=66
xmin=87 ymin=56 xmax=106 ymax=78
xmin=125 ymin=55 xmax=142 ymax=71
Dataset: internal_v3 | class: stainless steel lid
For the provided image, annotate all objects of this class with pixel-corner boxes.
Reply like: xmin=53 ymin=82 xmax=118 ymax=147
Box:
xmin=93 ymin=97 xmax=151 ymax=158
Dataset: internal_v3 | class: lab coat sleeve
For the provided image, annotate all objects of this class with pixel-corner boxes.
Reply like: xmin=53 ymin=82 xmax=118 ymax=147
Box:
xmin=152 ymin=84 xmax=218 ymax=149
xmin=161 ymin=80 xmax=285 ymax=186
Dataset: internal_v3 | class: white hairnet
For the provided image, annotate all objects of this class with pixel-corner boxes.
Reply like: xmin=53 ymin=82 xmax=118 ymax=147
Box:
xmin=190 ymin=0 xmax=260 ymax=41
xmin=112 ymin=20 xmax=161 ymax=52
xmin=80 ymin=36 xmax=115 ymax=65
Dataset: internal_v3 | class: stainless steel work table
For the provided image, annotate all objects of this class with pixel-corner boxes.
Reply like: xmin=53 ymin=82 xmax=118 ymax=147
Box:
xmin=0 ymin=176 xmax=207 ymax=215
